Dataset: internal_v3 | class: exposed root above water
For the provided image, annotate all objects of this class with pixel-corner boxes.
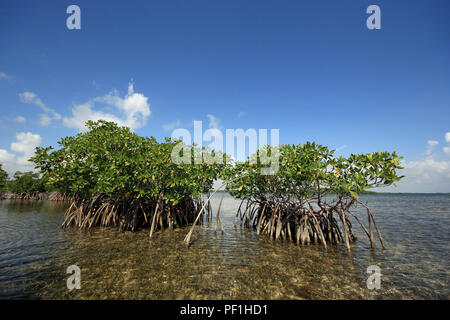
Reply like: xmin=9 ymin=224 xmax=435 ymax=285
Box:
xmin=62 ymin=196 xmax=205 ymax=236
xmin=221 ymin=143 xmax=403 ymax=250
xmin=235 ymin=197 xmax=384 ymax=250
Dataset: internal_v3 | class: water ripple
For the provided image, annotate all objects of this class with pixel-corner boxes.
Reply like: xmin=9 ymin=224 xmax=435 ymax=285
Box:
xmin=0 ymin=195 xmax=449 ymax=299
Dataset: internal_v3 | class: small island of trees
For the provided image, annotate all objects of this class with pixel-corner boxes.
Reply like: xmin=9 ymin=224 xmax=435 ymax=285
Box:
xmin=0 ymin=120 xmax=404 ymax=250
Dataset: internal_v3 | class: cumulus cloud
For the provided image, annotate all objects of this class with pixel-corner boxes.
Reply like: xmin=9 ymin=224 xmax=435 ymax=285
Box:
xmin=382 ymin=158 xmax=450 ymax=193
xmin=444 ymin=132 xmax=450 ymax=155
xmin=380 ymin=137 xmax=450 ymax=193
xmin=443 ymin=147 xmax=450 ymax=157
xmin=335 ymin=145 xmax=348 ymax=153
xmin=163 ymin=119 xmax=181 ymax=132
xmin=63 ymin=82 xmax=150 ymax=131
xmin=0 ymin=149 xmax=15 ymax=163
xmin=14 ymin=116 xmax=26 ymax=124
xmin=207 ymin=114 xmax=221 ymax=129
xmin=426 ymin=140 xmax=438 ymax=156
xmin=19 ymin=91 xmax=61 ymax=126
xmin=10 ymin=132 xmax=42 ymax=156
xmin=0 ymin=132 xmax=42 ymax=176
xmin=0 ymin=71 xmax=11 ymax=81
xmin=39 ymin=114 xmax=52 ymax=126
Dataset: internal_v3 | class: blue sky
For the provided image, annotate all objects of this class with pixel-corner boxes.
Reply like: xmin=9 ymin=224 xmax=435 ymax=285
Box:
xmin=0 ymin=0 xmax=449 ymax=192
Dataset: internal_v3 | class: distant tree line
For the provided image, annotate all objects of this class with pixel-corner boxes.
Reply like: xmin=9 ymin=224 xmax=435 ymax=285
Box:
xmin=0 ymin=164 xmax=8 ymax=193
xmin=0 ymin=165 xmax=47 ymax=194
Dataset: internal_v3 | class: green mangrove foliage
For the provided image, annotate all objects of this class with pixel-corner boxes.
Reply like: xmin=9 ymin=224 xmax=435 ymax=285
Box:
xmin=221 ymin=142 xmax=404 ymax=249
xmin=0 ymin=165 xmax=52 ymax=199
xmin=8 ymin=171 xmax=46 ymax=193
xmin=0 ymin=164 xmax=8 ymax=195
xmin=27 ymin=120 xmax=403 ymax=249
xmin=31 ymin=120 xmax=226 ymax=234
xmin=0 ymin=167 xmax=72 ymax=200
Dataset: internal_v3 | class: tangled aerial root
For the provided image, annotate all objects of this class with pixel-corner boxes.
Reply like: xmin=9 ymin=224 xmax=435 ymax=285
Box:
xmin=61 ymin=189 xmax=384 ymax=251
xmin=48 ymin=192 xmax=75 ymax=201
xmin=9 ymin=192 xmax=48 ymax=200
xmin=62 ymin=195 xmax=205 ymax=237
xmin=235 ymin=197 xmax=384 ymax=250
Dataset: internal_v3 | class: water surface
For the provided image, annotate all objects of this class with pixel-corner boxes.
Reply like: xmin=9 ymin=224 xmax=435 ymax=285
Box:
xmin=0 ymin=194 xmax=448 ymax=299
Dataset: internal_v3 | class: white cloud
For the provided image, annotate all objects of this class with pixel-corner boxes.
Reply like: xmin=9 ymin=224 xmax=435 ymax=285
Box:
xmin=63 ymin=82 xmax=151 ymax=131
xmin=14 ymin=116 xmax=26 ymax=124
xmin=380 ymin=138 xmax=450 ymax=193
xmin=442 ymin=132 xmax=450 ymax=156
xmin=0 ymin=71 xmax=11 ymax=81
xmin=238 ymin=111 xmax=247 ymax=118
xmin=39 ymin=114 xmax=51 ymax=126
xmin=444 ymin=147 xmax=450 ymax=157
xmin=205 ymin=128 xmax=223 ymax=139
xmin=0 ymin=149 xmax=15 ymax=163
xmin=10 ymin=132 xmax=42 ymax=155
xmin=335 ymin=145 xmax=348 ymax=153
xmin=163 ymin=119 xmax=181 ymax=132
xmin=0 ymin=132 xmax=42 ymax=176
xmin=19 ymin=91 xmax=61 ymax=126
xmin=382 ymin=158 xmax=450 ymax=193
xmin=19 ymin=92 xmax=53 ymax=115
xmin=426 ymin=140 xmax=438 ymax=156
xmin=207 ymin=114 xmax=221 ymax=129
xmin=62 ymin=102 xmax=123 ymax=130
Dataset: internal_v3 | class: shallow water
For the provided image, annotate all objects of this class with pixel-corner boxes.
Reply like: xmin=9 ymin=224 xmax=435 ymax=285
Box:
xmin=0 ymin=194 xmax=448 ymax=299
